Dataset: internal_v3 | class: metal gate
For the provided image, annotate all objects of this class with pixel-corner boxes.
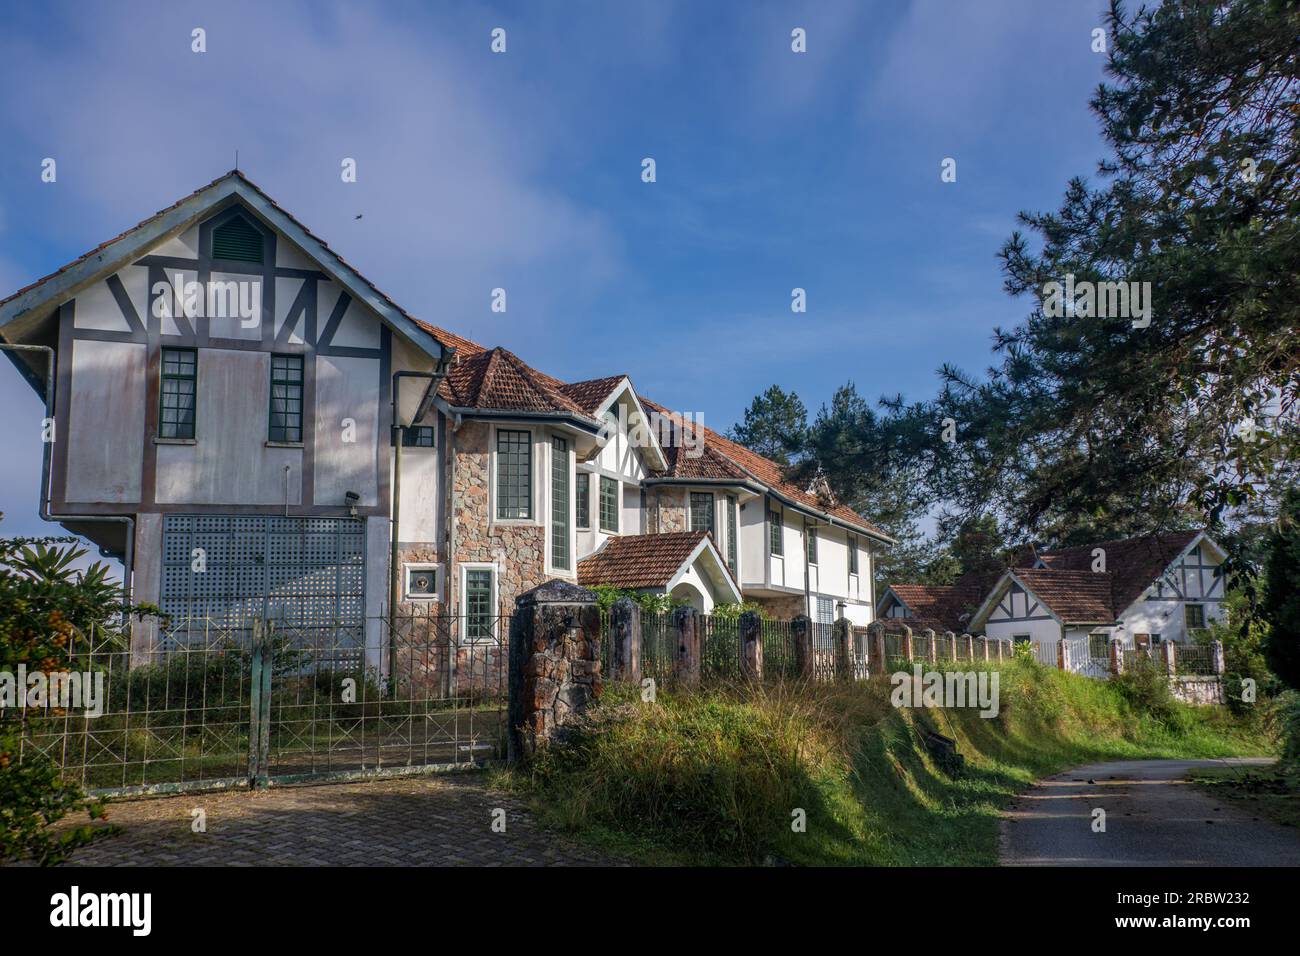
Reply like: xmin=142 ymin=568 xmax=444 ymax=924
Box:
xmin=1065 ymin=634 xmax=1112 ymax=679
xmin=8 ymin=611 xmax=508 ymax=798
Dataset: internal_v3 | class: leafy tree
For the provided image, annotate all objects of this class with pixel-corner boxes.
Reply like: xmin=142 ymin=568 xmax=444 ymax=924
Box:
xmin=945 ymin=515 xmax=1009 ymax=584
xmin=929 ymin=0 xmax=1298 ymax=537
xmin=1262 ymin=488 xmax=1300 ymax=690
xmin=726 ymin=385 xmax=808 ymax=468
xmin=0 ymin=529 xmax=151 ymax=864
xmin=792 ymin=384 xmax=939 ymax=590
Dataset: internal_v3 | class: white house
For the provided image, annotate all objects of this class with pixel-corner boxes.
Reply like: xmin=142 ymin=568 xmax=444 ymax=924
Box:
xmin=968 ymin=531 xmax=1227 ymax=651
xmin=0 ymin=171 xmax=894 ymax=660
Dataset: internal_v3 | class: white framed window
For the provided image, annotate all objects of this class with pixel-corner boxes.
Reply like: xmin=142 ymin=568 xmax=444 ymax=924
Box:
xmin=460 ymin=563 xmax=498 ymax=644
xmin=495 ymin=428 xmax=533 ymax=520
xmin=599 ymin=476 xmax=619 ymax=533
xmin=575 ymin=471 xmax=591 ymax=530
xmin=403 ymin=563 xmax=440 ymax=601
xmin=550 ymin=436 xmax=571 ymax=571
xmin=815 ymin=595 xmax=834 ymax=624
xmin=689 ymin=491 xmax=715 ymax=535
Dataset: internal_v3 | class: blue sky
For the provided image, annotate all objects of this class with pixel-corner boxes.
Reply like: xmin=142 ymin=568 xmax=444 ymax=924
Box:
xmin=0 ymin=0 xmax=1113 ymax=544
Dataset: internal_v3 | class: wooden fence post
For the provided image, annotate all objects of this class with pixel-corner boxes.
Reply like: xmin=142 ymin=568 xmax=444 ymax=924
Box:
xmin=608 ymin=597 xmax=641 ymax=684
xmin=792 ymin=614 xmax=813 ymax=680
xmin=1058 ymin=637 xmax=1071 ymax=672
xmin=739 ymin=610 xmax=763 ymax=681
xmin=981 ymin=637 xmax=990 ymax=661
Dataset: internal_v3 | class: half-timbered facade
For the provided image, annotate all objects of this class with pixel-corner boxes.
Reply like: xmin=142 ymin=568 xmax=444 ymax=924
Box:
xmin=0 ymin=171 xmax=893 ymax=664
xmin=969 ymin=531 xmax=1226 ymax=650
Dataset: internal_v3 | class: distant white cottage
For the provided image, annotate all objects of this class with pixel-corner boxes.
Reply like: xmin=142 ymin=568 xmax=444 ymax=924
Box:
xmin=968 ymin=531 xmax=1226 ymax=651
xmin=880 ymin=530 xmax=1227 ymax=658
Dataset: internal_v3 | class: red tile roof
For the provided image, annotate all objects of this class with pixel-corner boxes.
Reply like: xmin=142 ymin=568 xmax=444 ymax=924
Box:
xmin=559 ymin=375 xmax=628 ymax=414
xmin=577 ymin=531 xmax=710 ymax=589
xmin=415 ymin=323 xmax=890 ymax=540
xmin=440 ymin=346 xmax=594 ymax=419
xmin=1011 ymin=568 xmax=1117 ymax=624
xmin=1017 ymin=531 xmax=1200 ymax=616
xmin=885 ymin=583 xmax=986 ymax=634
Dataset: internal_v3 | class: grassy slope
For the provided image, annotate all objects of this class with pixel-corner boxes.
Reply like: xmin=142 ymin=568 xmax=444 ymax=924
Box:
xmin=505 ymin=659 xmax=1274 ymax=866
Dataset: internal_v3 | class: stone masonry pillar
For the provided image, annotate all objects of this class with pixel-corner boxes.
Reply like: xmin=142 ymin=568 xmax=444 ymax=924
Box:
xmin=608 ymin=597 xmax=642 ymax=684
xmin=507 ymin=580 xmax=603 ymax=762
xmin=833 ymin=617 xmax=853 ymax=680
xmin=672 ymin=606 xmax=700 ymax=687
xmin=866 ymin=620 xmax=885 ymax=677
xmin=739 ymin=610 xmax=763 ymax=681
xmin=792 ymin=614 xmax=813 ymax=679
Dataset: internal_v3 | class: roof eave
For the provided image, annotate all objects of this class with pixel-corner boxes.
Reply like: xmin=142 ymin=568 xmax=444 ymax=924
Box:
xmin=0 ymin=173 xmax=445 ymax=365
xmin=437 ymin=399 xmax=603 ymax=434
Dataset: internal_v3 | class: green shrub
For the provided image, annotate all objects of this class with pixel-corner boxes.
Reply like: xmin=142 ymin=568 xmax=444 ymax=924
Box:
xmin=1111 ymin=655 xmax=1176 ymax=722
xmin=0 ymin=731 xmax=111 ymax=865
xmin=525 ymin=683 xmax=840 ymax=862
xmin=514 ymin=659 xmax=1270 ymax=866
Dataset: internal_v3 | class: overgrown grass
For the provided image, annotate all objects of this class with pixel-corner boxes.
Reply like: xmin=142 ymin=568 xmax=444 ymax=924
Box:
xmin=503 ymin=659 xmax=1276 ymax=865
xmin=1189 ymin=761 xmax=1300 ymax=830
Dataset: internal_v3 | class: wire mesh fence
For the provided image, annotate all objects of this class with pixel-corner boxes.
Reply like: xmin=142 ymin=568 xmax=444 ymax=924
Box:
xmin=2 ymin=611 xmax=508 ymax=797
xmin=1174 ymin=643 xmax=1218 ymax=676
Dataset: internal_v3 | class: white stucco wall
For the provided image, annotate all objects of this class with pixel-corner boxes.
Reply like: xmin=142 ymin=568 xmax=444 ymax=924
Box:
xmin=64 ymin=339 xmax=146 ymax=503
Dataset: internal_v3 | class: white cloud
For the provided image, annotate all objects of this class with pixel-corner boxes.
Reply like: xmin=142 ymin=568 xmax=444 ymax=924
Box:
xmin=0 ymin=1 xmax=626 ymax=323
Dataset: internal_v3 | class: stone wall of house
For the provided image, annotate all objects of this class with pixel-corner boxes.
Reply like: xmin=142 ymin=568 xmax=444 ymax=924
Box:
xmin=395 ymin=541 xmax=443 ymax=614
xmin=650 ymin=486 xmax=687 ymax=534
xmin=452 ymin=421 xmax=548 ymax=611
xmin=752 ymin=593 xmax=806 ymax=621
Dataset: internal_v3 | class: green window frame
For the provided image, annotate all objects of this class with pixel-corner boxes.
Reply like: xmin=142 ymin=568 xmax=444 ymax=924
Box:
xmin=464 ymin=568 xmax=495 ymax=641
xmin=159 ymin=347 xmax=197 ymax=440
xmin=212 ymin=215 xmax=264 ymax=263
xmin=848 ymin=534 xmax=858 ymax=575
xmin=576 ymin=472 xmax=591 ymax=529
xmin=726 ymin=494 xmax=738 ymax=578
xmin=599 ymin=476 xmax=619 ymax=533
xmin=689 ymin=492 xmax=715 ymax=536
xmin=1185 ymin=604 xmax=1206 ymax=632
xmin=769 ymin=509 xmax=783 ymax=556
xmin=268 ymin=354 xmax=304 ymax=443
xmin=551 ymin=436 xmax=570 ymax=570
xmin=495 ymin=429 xmax=532 ymax=519
xmin=806 ymin=526 xmax=818 ymax=565
xmin=403 ymin=425 xmax=434 ymax=447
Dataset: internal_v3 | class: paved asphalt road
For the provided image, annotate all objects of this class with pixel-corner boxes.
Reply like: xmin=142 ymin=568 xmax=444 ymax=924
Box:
xmin=1001 ymin=758 xmax=1300 ymax=867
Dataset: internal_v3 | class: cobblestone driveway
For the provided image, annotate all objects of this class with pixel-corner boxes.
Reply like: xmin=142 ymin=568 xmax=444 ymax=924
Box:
xmin=51 ymin=773 xmax=617 ymax=867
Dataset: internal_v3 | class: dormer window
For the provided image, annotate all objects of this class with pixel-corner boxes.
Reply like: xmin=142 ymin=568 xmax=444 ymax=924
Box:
xmin=212 ymin=215 xmax=264 ymax=263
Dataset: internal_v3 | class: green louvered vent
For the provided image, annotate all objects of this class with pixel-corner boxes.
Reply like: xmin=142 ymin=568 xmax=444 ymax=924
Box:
xmin=212 ymin=215 xmax=264 ymax=263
